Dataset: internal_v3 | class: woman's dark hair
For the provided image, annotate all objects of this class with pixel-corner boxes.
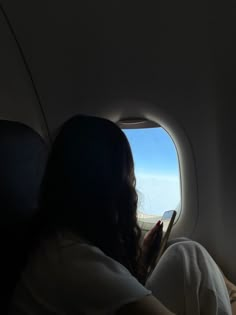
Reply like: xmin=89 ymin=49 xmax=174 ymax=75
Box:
xmin=36 ymin=115 xmax=141 ymax=277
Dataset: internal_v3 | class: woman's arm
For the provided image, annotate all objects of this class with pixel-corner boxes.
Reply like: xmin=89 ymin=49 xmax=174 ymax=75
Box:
xmin=220 ymin=270 xmax=236 ymax=315
xmin=223 ymin=275 xmax=236 ymax=315
xmin=116 ymin=295 xmax=175 ymax=315
xmin=231 ymin=298 xmax=236 ymax=315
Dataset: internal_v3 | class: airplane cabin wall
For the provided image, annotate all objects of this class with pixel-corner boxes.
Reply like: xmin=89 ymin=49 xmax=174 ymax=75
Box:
xmin=0 ymin=1 xmax=235 ymax=281
xmin=0 ymin=8 xmax=49 ymax=139
xmin=216 ymin=108 xmax=236 ymax=281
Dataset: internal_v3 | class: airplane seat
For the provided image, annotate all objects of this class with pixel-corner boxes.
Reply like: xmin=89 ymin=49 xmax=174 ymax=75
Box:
xmin=0 ymin=120 xmax=48 ymax=310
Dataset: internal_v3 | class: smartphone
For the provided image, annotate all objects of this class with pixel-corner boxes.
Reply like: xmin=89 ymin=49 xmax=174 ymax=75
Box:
xmin=156 ymin=210 xmax=177 ymax=260
xmin=147 ymin=210 xmax=177 ymax=277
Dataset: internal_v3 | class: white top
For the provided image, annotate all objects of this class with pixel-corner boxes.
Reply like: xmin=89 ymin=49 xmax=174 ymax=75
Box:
xmin=10 ymin=234 xmax=151 ymax=315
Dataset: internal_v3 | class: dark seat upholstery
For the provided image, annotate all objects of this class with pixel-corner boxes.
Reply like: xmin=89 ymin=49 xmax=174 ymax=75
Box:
xmin=0 ymin=120 xmax=48 ymax=311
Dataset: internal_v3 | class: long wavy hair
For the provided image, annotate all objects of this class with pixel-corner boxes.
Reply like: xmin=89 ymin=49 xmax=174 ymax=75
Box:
xmin=37 ymin=115 xmax=141 ymax=277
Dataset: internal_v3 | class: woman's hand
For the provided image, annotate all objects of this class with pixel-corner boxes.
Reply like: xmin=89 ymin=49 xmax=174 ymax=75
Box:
xmin=219 ymin=271 xmax=236 ymax=314
xmin=142 ymin=220 xmax=163 ymax=266
xmin=138 ymin=221 xmax=163 ymax=283
xmin=221 ymin=271 xmax=236 ymax=302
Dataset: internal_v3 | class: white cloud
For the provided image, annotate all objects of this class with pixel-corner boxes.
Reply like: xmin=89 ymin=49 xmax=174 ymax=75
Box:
xmin=136 ymin=172 xmax=180 ymax=216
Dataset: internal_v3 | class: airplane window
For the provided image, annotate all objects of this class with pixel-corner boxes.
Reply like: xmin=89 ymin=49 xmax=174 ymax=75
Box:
xmin=123 ymin=127 xmax=181 ymax=230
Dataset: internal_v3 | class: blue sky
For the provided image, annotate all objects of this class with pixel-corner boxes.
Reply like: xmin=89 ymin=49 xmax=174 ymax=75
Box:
xmin=123 ymin=127 xmax=181 ymax=216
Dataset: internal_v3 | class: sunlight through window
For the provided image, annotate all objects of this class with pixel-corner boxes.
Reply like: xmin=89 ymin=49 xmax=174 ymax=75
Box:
xmin=123 ymin=127 xmax=181 ymax=229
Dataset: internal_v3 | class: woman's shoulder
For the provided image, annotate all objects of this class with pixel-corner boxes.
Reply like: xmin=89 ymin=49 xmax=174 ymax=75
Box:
xmin=12 ymin=233 xmax=151 ymax=314
xmin=48 ymin=232 xmax=131 ymax=275
xmin=48 ymin=233 xmax=131 ymax=277
xmin=27 ymin=232 xmax=129 ymax=278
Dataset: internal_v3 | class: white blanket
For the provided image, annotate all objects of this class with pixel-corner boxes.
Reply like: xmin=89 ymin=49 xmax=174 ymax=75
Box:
xmin=146 ymin=239 xmax=232 ymax=315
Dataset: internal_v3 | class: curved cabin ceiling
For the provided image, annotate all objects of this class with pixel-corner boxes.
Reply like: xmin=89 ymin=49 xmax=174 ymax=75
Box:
xmin=1 ymin=0 xmax=234 ymax=132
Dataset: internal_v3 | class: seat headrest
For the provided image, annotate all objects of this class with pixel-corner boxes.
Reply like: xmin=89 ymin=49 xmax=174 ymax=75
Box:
xmin=0 ymin=120 xmax=48 ymax=223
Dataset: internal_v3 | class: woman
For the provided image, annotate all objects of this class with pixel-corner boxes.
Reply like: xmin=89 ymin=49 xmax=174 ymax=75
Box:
xmin=10 ymin=115 xmax=235 ymax=314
